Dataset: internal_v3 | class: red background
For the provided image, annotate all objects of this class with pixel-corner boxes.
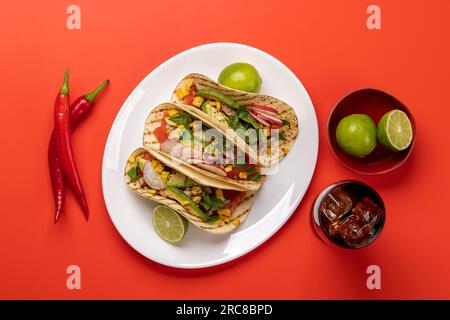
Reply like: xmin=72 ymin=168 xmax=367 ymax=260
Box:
xmin=1 ymin=0 xmax=449 ymax=299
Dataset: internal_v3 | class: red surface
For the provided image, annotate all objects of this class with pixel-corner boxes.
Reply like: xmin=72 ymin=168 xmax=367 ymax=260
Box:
xmin=1 ymin=0 xmax=449 ymax=299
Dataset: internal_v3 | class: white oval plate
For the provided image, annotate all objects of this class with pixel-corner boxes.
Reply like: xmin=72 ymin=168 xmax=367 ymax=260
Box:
xmin=102 ymin=43 xmax=318 ymax=269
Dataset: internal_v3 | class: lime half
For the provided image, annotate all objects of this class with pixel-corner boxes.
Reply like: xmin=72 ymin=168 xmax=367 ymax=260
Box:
xmin=377 ymin=110 xmax=413 ymax=151
xmin=152 ymin=205 xmax=188 ymax=243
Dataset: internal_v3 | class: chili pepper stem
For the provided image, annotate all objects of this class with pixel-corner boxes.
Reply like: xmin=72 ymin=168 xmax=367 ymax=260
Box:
xmin=60 ymin=67 xmax=69 ymax=95
xmin=85 ymin=79 xmax=109 ymax=103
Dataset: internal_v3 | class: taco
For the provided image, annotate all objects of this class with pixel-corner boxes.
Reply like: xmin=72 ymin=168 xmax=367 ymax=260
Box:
xmin=143 ymin=103 xmax=263 ymax=191
xmin=125 ymin=147 xmax=255 ymax=234
xmin=171 ymin=73 xmax=299 ymax=167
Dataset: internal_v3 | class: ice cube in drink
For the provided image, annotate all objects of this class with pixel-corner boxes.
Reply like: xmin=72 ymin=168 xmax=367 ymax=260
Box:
xmin=320 ymin=187 xmax=352 ymax=221
xmin=352 ymin=196 xmax=382 ymax=226
xmin=339 ymin=214 xmax=375 ymax=248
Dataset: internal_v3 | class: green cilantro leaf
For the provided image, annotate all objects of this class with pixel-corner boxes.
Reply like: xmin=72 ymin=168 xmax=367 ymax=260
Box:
xmin=206 ymin=215 xmax=220 ymax=223
xmin=210 ymin=193 xmax=225 ymax=211
xmin=127 ymin=166 xmax=138 ymax=183
xmin=169 ymin=112 xmax=191 ymax=129
xmin=249 ymin=173 xmax=261 ymax=181
xmin=238 ymin=107 xmax=260 ymax=130
xmin=229 ymin=114 xmax=239 ymax=129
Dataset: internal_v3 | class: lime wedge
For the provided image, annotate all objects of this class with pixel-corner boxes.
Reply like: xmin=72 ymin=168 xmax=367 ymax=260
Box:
xmin=152 ymin=205 xmax=188 ymax=243
xmin=377 ymin=110 xmax=413 ymax=151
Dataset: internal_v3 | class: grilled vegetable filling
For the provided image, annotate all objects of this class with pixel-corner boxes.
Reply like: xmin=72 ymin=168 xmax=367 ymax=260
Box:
xmin=126 ymin=151 xmax=243 ymax=225
xmin=175 ymin=78 xmax=290 ymax=147
xmin=153 ymin=107 xmax=262 ymax=181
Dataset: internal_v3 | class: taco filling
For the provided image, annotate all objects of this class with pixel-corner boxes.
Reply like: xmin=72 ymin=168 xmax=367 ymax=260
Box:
xmin=150 ymin=107 xmax=263 ymax=182
xmin=126 ymin=150 xmax=246 ymax=225
xmin=174 ymin=78 xmax=290 ymax=146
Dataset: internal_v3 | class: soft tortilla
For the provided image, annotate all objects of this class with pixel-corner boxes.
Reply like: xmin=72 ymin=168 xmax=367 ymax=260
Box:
xmin=125 ymin=148 xmax=255 ymax=234
xmin=171 ymin=73 xmax=299 ymax=167
xmin=143 ymin=103 xmax=263 ymax=191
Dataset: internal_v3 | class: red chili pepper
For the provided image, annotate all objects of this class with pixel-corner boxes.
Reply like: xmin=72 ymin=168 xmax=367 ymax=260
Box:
xmin=49 ymin=77 xmax=109 ymax=223
xmin=48 ymin=137 xmax=65 ymax=222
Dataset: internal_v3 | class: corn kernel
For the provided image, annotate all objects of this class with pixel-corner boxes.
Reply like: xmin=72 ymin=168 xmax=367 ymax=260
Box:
xmin=128 ymin=155 xmax=136 ymax=164
xmin=151 ymin=159 xmax=159 ymax=168
xmin=178 ymin=124 xmax=185 ymax=129
xmin=218 ymin=208 xmax=231 ymax=217
xmin=215 ymin=102 xmax=221 ymax=111
xmin=224 ymin=165 xmax=233 ymax=173
xmin=147 ymin=189 xmax=157 ymax=195
xmin=175 ymin=79 xmax=194 ymax=99
xmin=239 ymin=172 xmax=248 ymax=179
xmin=175 ymin=88 xmax=188 ymax=99
xmin=231 ymin=218 xmax=240 ymax=226
xmin=161 ymin=171 xmax=169 ymax=182
xmin=154 ymin=165 xmax=164 ymax=174
xmin=191 ymin=186 xmax=202 ymax=196
xmin=264 ymin=127 xmax=270 ymax=136
xmin=215 ymin=189 xmax=225 ymax=201
xmin=167 ymin=109 xmax=179 ymax=117
xmin=224 ymin=217 xmax=231 ymax=224
xmin=192 ymin=196 xmax=202 ymax=204
xmin=183 ymin=78 xmax=194 ymax=89
xmin=180 ymin=199 xmax=190 ymax=206
xmin=192 ymin=96 xmax=204 ymax=107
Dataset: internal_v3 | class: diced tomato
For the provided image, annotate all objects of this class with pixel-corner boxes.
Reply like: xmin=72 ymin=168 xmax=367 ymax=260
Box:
xmin=183 ymin=95 xmax=194 ymax=105
xmin=183 ymin=87 xmax=197 ymax=105
xmin=141 ymin=152 xmax=153 ymax=160
xmin=225 ymin=163 xmax=257 ymax=178
xmin=226 ymin=167 xmax=241 ymax=178
xmin=154 ymin=117 xmax=169 ymax=143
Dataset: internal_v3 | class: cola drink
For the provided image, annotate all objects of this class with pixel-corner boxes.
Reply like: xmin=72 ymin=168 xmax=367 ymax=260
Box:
xmin=312 ymin=181 xmax=385 ymax=249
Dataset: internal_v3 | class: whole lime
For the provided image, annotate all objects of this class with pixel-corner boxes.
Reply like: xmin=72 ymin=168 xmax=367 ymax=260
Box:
xmin=336 ymin=114 xmax=377 ymax=158
xmin=218 ymin=62 xmax=262 ymax=93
